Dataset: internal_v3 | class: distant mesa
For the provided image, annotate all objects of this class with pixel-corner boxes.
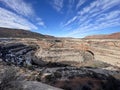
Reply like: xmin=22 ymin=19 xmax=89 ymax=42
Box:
xmin=0 ymin=27 xmax=120 ymax=39
xmin=0 ymin=27 xmax=54 ymax=39
xmin=85 ymin=32 xmax=120 ymax=39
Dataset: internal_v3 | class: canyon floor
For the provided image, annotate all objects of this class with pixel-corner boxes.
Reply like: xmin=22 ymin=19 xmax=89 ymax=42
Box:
xmin=0 ymin=38 xmax=120 ymax=90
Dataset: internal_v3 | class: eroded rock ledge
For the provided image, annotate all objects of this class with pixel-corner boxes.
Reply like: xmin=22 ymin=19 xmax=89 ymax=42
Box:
xmin=38 ymin=67 xmax=120 ymax=90
xmin=0 ymin=39 xmax=120 ymax=90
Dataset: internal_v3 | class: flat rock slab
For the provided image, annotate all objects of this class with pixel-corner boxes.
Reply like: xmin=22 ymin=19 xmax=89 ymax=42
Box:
xmin=21 ymin=81 xmax=63 ymax=90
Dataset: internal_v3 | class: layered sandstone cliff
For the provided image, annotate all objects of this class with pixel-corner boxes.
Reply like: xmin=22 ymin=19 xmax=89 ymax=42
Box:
xmin=85 ymin=32 xmax=120 ymax=39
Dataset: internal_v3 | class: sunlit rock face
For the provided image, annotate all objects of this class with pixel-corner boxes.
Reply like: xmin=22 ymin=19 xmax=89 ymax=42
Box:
xmin=35 ymin=39 xmax=94 ymax=65
xmin=1 ymin=38 xmax=120 ymax=68
xmin=35 ymin=38 xmax=120 ymax=67
xmin=0 ymin=39 xmax=94 ymax=67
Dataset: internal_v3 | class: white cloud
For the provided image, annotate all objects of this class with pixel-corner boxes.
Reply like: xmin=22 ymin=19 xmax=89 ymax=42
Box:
xmin=63 ymin=0 xmax=120 ymax=37
xmin=76 ymin=0 xmax=86 ymax=10
xmin=37 ymin=22 xmax=45 ymax=26
xmin=64 ymin=16 xmax=77 ymax=27
xmin=36 ymin=18 xmax=46 ymax=27
xmin=51 ymin=0 xmax=64 ymax=12
xmin=0 ymin=0 xmax=46 ymax=30
xmin=0 ymin=0 xmax=35 ymax=17
xmin=0 ymin=7 xmax=37 ymax=30
xmin=101 ymin=0 xmax=120 ymax=10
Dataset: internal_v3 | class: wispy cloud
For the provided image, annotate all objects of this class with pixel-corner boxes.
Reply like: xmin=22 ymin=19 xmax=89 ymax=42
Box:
xmin=51 ymin=0 xmax=64 ymax=12
xmin=63 ymin=16 xmax=77 ymax=27
xmin=36 ymin=18 xmax=46 ymax=28
xmin=76 ymin=0 xmax=86 ymax=10
xmin=0 ymin=0 xmax=46 ymax=30
xmin=0 ymin=0 xmax=34 ymax=17
xmin=0 ymin=7 xmax=37 ymax=30
xmin=63 ymin=0 xmax=120 ymax=37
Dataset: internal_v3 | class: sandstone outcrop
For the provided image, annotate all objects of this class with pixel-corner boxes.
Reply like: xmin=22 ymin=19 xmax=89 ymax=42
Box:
xmin=85 ymin=32 xmax=120 ymax=39
xmin=35 ymin=39 xmax=94 ymax=65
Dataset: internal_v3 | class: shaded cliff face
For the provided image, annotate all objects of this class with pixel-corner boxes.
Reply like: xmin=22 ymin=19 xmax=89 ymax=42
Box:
xmin=0 ymin=43 xmax=38 ymax=67
xmin=85 ymin=32 xmax=120 ymax=39
xmin=39 ymin=67 xmax=120 ymax=90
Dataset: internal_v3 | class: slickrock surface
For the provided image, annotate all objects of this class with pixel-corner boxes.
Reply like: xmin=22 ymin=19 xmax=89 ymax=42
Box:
xmin=0 ymin=38 xmax=120 ymax=90
xmin=34 ymin=39 xmax=94 ymax=65
xmin=82 ymin=39 xmax=120 ymax=67
xmin=33 ymin=38 xmax=120 ymax=67
xmin=20 ymin=81 xmax=63 ymax=90
xmin=1 ymin=38 xmax=120 ymax=67
xmin=39 ymin=67 xmax=120 ymax=90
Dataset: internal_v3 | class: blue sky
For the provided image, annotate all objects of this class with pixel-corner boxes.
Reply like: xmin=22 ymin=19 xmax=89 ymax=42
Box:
xmin=0 ymin=0 xmax=120 ymax=38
